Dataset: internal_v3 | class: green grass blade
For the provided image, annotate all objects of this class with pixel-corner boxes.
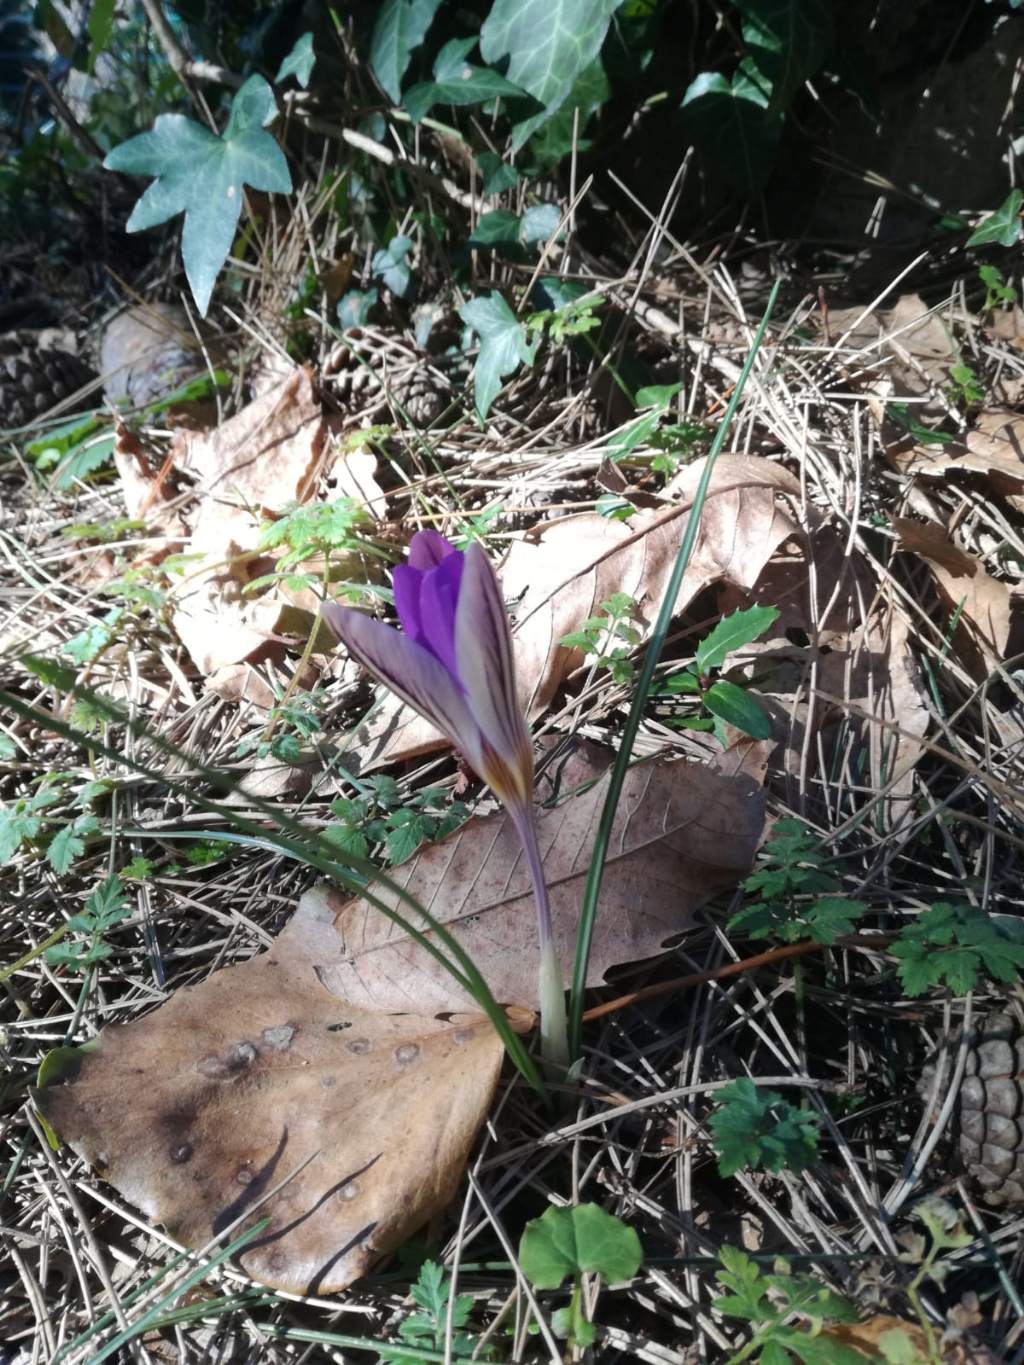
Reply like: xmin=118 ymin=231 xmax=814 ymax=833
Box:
xmin=567 ymin=279 xmax=782 ymax=1059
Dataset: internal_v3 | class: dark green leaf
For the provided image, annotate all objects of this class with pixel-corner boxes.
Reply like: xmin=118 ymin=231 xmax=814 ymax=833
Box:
xmin=86 ymin=0 xmax=116 ymax=72
xmin=477 ymin=152 xmax=519 ymax=194
xmin=703 ymin=680 xmax=773 ymax=739
xmin=733 ymin=0 xmax=833 ymax=111
xmin=680 ymin=69 xmax=782 ymax=195
xmin=697 ymin=605 xmax=780 ymax=673
xmin=968 ymin=189 xmax=1023 ymax=248
xmin=369 ymin=0 xmax=442 ymax=103
xmin=710 ymin=1078 xmax=821 ymax=1177
xmin=468 ymin=210 xmax=522 ymax=247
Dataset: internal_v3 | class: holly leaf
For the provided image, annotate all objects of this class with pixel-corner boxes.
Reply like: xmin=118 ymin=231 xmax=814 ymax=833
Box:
xmin=703 ymin=681 xmax=773 ymax=740
xmin=459 ymin=293 xmax=538 ymax=419
xmin=697 ymin=605 xmax=780 ymax=673
xmin=519 ymin=1204 xmax=643 ymax=1290
xmin=968 ymin=189 xmax=1023 ymax=248
xmin=104 ymin=75 xmax=292 ymax=315
xmin=275 ymin=33 xmax=315 ymax=89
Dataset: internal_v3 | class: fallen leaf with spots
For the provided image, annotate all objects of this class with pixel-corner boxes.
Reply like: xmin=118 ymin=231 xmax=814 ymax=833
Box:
xmin=320 ymin=738 xmax=769 ymax=1014
xmin=35 ymin=885 xmax=513 ymax=1295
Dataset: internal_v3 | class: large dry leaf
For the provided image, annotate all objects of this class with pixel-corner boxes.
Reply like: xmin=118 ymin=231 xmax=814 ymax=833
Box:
xmin=715 ymin=527 xmax=930 ymax=802
xmin=35 ymin=886 xmax=507 ymax=1295
xmin=881 ymin=408 xmax=1024 ymax=510
xmin=171 ymin=365 xmax=327 ymax=510
xmin=829 ymin=292 xmax=956 ymax=410
xmin=318 ymin=739 xmax=768 ymax=1014
xmin=349 ymin=454 xmax=800 ymax=770
xmin=893 ymin=517 xmax=1015 ymax=669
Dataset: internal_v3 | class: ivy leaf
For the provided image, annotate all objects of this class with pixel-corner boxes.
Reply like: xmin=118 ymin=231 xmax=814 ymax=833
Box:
xmin=403 ymin=37 xmax=527 ymax=123
xmin=968 ymin=189 xmax=1023 ymax=248
xmin=733 ymin=0 xmax=833 ymax=113
xmin=275 ymin=33 xmax=316 ymax=89
xmin=480 ymin=0 xmax=619 ymax=146
xmin=703 ymin=680 xmax=773 ymax=740
xmin=370 ymin=0 xmax=442 ymax=103
xmin=459 ymin=293 xmax=538 ymax=419
xmin=477 ymin=152 xmax=519 ymax=194
xmin=372 ymin=235 xmax=414 ymax=298
xmin=697 ymin=605 xmax=780 ymax=674
xmin=519 ymin=1204 xmax=643 ymax=1290
xmin=680 ymin=68 xmax=782 ymax=195
xmin=104 ymin=75 xmax=292 ymax=315
xmin=709 ymin=1078 xmax=821 ymax=1177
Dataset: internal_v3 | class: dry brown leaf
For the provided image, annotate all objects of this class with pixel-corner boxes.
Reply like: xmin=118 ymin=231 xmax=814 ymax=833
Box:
xmin=881 ymin=408 xmax=1024 ymax=511
xmin=349 ymin=454 xmax=800 ymax=770
xmin=715 ymin=527 xmax=930 ymax=797
xmin=821 ymin=1314 xmax=1000 ymax=1365
xmin=829 ymin=292 xmax=956 ymax=407
xmin=893 ymin=517 xmax=1015 ymax=667
xmin=35 ymin=885 xmax=510 ymax=1295
xmin=171 ymin=365 xmax=327 ymax=511
xmin=318 ymin=738 xmax=768 ymax=1014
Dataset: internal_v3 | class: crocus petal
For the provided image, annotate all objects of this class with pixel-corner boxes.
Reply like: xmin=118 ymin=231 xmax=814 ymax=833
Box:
xmin=321 ymin=602 xmax=484 ymax=770
xmin=454 ymin=545 xmax=533 ymax=800
xmin=392 ymin=563 xmax=425 ymax=642
xmin=408 ymin=529 xmax=457 ymax=571
xmin=417 ymin=552 xmax=463 ymax=675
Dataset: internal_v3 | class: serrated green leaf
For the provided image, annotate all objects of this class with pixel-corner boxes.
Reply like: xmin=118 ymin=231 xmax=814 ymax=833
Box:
xmin=63 ymin=609 xmax=124 ymax=665
xmin=459 ymin=292 xmax=538 ymax=419
xmin=480 ymin=0 xmax=618 ymax=145
xmin=704 ymin=680 xmax=773 ymax=739
xmin=275 ymin=32 xmax=316 ymax=88
xmin=733 ymin=0 xmax=833 ymax=113
xmin=710 ymin=1078 xmax=821 ymax=1177
xmin=681 ymin=69 xmax=782 ymax=195
xmin=519 ymin=1203 xmax=643 ymax=1290
xmin=697 ymin=605 xmax=780 ymax=673
xmin=370 ymin=0 xmax=442 ymax=103
xmin=968 ymin=189 xmax=1023 ymax=248
xmin=104 ymin=77 xmax=291 ymax=315
xmin=46 ymin=824 xmax=86 ymax=875
xmin=0 ymin=808 xmax=41 ymax=863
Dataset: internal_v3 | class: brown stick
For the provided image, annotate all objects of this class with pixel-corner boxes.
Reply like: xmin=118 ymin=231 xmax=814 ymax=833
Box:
xmin=580 ymin=932 xmax=897 ymax=1023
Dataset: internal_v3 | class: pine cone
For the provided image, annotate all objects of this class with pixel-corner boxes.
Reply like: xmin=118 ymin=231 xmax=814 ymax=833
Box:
xmin=390 ymin=367 xmax=449 ymax=427
xmin=0 ymin=332 xmax=97 ymax=429
xmin=922 ymin=1012 xmax=1024 ymax=1207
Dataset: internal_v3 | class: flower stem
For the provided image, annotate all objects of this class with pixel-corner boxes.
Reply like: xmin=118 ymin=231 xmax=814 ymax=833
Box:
xmin=513 ymin=806 xmax=569 ymax=1074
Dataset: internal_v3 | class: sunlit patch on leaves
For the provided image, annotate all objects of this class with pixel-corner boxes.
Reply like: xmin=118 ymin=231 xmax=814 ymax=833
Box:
xmin=275 ymin=32 xmax=316 ymax=88
xmin=710 ymin=1078 xmax=822 ymax=1177
xmin=890 ymin=903 xmax=1024 ymax=997
xmin=968 ymin=189 xmax=1023 ymax=248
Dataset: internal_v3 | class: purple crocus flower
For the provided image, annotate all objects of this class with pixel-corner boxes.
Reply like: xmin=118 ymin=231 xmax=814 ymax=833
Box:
xmin=321 ymin=529 xmax=568 ymax=1069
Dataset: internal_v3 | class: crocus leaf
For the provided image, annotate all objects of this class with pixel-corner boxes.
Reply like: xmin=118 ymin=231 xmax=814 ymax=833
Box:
xmin=519 ymin=1204 xmax=643 ymax=1290
xmin=35 ymin=885 xmax=511 ymax=1295
xmin=104 ymin=76 xmax=292 ymax=315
